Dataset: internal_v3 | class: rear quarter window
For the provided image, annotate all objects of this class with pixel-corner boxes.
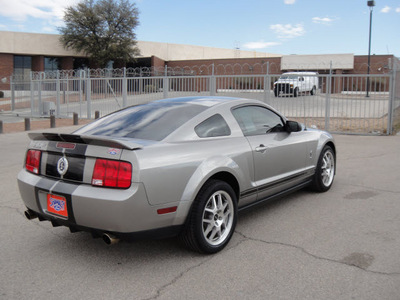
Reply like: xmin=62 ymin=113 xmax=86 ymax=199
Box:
xmin=195 ymin=114 xmax=231 ymax=138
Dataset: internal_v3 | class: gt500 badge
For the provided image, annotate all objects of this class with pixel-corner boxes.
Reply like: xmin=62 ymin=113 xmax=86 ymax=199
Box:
xmin=57 ymin=157 xmax=69 ymax=176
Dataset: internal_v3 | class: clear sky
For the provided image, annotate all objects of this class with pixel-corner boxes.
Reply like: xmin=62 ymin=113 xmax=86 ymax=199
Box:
xmin=0 ymin=0 xmax=399 ymax=57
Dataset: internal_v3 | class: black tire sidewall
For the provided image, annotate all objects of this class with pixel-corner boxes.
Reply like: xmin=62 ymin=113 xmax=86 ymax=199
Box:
xmin=192 ymin=180 xmax=237 ymax=254
xmin=313 ymin=146 xmax=335 ymax=192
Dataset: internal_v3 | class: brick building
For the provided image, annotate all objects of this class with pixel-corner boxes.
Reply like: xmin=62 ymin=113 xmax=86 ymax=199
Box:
xmin=0 ymin=31 xmax=397 ymax=93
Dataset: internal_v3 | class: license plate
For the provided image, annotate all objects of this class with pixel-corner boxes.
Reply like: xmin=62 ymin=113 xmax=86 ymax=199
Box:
xmin=47 ymin=194 xmax=68 ymax=218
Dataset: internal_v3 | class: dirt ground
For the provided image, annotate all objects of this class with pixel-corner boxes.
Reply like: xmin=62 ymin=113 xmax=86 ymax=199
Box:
xmin=0 ymin=118 xmax=92 ymax=134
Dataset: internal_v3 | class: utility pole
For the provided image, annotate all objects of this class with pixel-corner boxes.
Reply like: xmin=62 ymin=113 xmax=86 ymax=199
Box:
xmin=366 ymin=0 xmax=375 ymax=97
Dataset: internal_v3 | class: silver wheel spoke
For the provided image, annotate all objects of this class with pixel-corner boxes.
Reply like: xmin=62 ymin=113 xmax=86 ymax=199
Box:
xmin=211 ymin=196 xmax=217 ymax=210
xmin=209 ymin=227 xmax=219 ymax=240
xmin=202 ymin=189 xmax=234 ymax=246
xmin=205 ymin=207 xmax=214 ymax=214
xmin=203 ymin=218 xmax=213 ymax=224
xmin=204 ymin=223 xmax=214 ymax=237
xmin=223 ymin=211 xmax=231 ymax=222
xmin=320 ymin=150 xmax=334 ymax=187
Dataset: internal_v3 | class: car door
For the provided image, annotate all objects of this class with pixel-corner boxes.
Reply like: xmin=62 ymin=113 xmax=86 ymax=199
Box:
xmin=232 ymin=105 xmax=311 ymax=202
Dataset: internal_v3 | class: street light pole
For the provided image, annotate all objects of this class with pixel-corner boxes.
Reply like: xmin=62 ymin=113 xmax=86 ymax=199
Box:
xmin=366 ymin=0 xmax=375 ymax=97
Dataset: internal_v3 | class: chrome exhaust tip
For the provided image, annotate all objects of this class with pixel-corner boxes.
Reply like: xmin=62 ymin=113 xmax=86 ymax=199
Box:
xmin=24 ymin=209 xmax=38 ymax=220
xmin=103 ymin=233 xmax=120 ymax=245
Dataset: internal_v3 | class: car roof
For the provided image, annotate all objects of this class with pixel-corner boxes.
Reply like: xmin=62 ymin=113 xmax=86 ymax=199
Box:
xmin=155 ymin=96 xmax=246 ymax=107
xmin=154 ymin=96 xmax=282 ymax=119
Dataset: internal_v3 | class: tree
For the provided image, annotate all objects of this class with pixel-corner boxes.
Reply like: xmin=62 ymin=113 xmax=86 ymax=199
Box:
xmin=59 ymin=0 xmax=140 ymax=68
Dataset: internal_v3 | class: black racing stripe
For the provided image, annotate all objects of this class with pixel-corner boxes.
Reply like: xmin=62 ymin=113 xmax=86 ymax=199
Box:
xmin=238 ymin=180 xmax=313 ymax=212
xmin=240 ymin=169 xmax=315 ymax=199
xmin=257 ymin=169 xmax=314 ymax=194
xmin=240 ymin=188 xmax=257 ymax=198
xmin=34 ymin=181 xmax=80 ymax=224
xmin=47 ymin=141 xmax=88 ymax=156
xmin=45 ymin=153 xmax=85 ymax=182
xmin=51 ymin=180 xmax=80 ymax=196
xmin=35 ymin=176 xmax=59 ymax=191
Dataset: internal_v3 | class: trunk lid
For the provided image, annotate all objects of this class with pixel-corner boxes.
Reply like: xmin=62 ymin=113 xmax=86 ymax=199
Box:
xmin=27 ymin=133 xmax=143 ymax=185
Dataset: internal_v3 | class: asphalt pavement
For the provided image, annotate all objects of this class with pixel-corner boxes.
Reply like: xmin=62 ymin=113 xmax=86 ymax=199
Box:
xmin=1 ymin=126 xmax=399 ymax=299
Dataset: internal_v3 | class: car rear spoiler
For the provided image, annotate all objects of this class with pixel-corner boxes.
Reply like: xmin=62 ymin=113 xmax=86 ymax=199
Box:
xmin=28 ymin=132 xmax=143 ymax=150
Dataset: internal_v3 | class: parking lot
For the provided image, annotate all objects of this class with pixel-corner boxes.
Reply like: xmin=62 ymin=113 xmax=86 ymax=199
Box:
xmin=1 ymin=126 xmax=400 ymax=299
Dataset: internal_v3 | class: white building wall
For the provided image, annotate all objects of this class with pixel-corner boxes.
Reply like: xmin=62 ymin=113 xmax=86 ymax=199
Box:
xmin=0 ymin=31 xmax=281 ymax=60
xmin=137 ymin=40 xmax=281 ymax=61
xmin=0 ymin=31 xmax=80 ymax=56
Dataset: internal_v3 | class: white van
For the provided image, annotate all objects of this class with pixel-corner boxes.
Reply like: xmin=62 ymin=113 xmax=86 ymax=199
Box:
xmin=273 ymin=72 xmax=319 ymax=97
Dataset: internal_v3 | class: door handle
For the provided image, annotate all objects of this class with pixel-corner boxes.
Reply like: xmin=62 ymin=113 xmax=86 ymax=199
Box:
xmin=255 ymin=144 xmax=268 ymax=153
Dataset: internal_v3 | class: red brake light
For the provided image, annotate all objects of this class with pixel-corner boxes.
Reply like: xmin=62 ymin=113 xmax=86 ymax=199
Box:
xmin=92 ymin=159 xmax=132 ymax=189
xmin=26 ymin=150 xmax=41 ymax=174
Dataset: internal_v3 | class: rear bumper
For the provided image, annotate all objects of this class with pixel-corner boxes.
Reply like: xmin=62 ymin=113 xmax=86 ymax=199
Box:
xmin=23 ymin=208 xmax=182 ymax=240
xmin=17 ymin=169 xmax=186 ymax=236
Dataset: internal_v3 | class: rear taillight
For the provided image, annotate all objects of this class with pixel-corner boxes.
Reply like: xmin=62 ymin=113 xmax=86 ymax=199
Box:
xmin=25 ymin=150 xmax=41 ymax=174
xmin=92 ymin=159 xmax=132 ymax=189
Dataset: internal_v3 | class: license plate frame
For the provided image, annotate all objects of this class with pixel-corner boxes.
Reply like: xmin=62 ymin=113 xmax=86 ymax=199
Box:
xmin=47 ymin=193 xmax=68 ymax=218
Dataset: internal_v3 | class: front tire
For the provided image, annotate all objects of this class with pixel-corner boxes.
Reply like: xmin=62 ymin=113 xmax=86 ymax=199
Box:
xmin=310 ymin=86 xmax=316 ymax=95
xmin=311 ymin=145 xmax=335 ymax=192
xmin=180 ymin=180 xmax=237 ymax=254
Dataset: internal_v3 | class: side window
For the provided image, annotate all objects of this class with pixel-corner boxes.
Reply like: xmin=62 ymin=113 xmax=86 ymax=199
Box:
xmin=195 ymin=114 xmax=231 ymax=138
xmin=232 ymin=106 xmax=285 ymax=136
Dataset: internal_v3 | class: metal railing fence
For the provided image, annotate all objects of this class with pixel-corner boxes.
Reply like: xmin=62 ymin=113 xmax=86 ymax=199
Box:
xmin=8 ymin=64 xmax=400 ymax=135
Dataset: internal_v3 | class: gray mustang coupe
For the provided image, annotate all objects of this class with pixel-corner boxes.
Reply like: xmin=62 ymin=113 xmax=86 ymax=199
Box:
xmin=18 ymin=96 xmax=336 ymax=253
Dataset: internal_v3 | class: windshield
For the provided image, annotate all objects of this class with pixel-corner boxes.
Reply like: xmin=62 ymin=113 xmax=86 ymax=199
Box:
xmin=74 ymin=102 xmax=207 ymax=141
xmin=279 ymin=74 xmax=299 ymax=80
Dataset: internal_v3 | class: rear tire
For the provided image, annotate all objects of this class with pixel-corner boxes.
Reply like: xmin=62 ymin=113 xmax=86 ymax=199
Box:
xmin=311 ymin=145 xmax=335 ymax=192
xmin=179 ymin=180 xmax=237 ymax=254
xmin=310 ymin=86 xmax=316 ymax=95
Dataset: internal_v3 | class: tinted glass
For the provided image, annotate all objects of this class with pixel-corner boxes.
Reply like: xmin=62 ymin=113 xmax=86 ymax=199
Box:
xmin=195 ymin=114 xmax=231 ymax=138
xmin=14 ymin=56 xmax=32 ymax=78
xmin=75 ymin=102 xmax=207 ymax=141
xmin=232 ymin=106 xmax=284 ymax=136
xmin=280 ymin=74 xmax=298 ymax=80
xmin=14 ymin=56 xmax=31 ymax=69
xmin=44 ymin=57 xmax=61 ymax=71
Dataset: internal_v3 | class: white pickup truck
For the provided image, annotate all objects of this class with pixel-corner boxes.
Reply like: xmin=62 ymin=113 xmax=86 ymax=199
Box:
xmin=273 ymin=72 xmax=319 ymax=97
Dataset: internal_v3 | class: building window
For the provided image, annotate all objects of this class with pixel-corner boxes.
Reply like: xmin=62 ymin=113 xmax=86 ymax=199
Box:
xmin=44 ymin=57 xmax=61 ymax=72
xmin=14 ymin=55 xmax=32 ymax=78
xmin=73 ymin=58 xmax=89 ymax=70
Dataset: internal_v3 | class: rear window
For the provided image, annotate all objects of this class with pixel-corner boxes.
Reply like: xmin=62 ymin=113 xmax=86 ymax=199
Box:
xmin=74 ymin=102 xmax=207 ymax=141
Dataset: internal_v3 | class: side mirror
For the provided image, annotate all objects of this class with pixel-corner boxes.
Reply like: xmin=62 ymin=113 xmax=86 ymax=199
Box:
xmin=286 ymin=120 xmax=302 ymax=133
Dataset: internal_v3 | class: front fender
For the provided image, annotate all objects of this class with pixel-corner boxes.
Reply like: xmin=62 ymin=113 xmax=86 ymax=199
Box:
xmin=316 ymin=131 xmax=335 ymax=157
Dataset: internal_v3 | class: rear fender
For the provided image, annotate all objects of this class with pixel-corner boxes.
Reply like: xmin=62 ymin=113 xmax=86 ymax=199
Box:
xmin=172 ymin=156 xmax=243 ymax=225
xmin=183 ymin=156 xmax=243 ymax=202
